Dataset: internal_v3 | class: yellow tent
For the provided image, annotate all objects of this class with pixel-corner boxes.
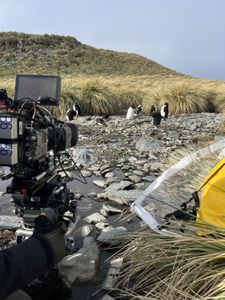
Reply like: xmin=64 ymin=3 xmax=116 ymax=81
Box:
xmin=196 ymin=157 xmax=225 ymax=229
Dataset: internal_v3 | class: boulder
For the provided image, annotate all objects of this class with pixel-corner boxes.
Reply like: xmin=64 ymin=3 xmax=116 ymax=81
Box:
xmin=85 ymin=212 xmax=106 ymax=224
xmin=136 ymin=137 xmax=162 ymax=154
xmin=72 ymin=148 xmax=95 ymax=166
xmin=97 ymin=226 xmax=128 ymax=245
xmin=105 ymin=181 xmax=133 ymax=192
xmin=100 ymin=190 xmax=142 ymax=205
xmin=59 ymin=237 xmax=99 ymax=286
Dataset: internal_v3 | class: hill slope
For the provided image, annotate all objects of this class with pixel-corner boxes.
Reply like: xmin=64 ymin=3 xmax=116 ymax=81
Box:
xmin=0 ymin=32 xmax=182 ymax=77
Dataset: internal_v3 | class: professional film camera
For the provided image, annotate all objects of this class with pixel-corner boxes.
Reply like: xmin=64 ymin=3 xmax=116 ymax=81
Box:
xmin=0 ymin=74 xmax=79 ymax=241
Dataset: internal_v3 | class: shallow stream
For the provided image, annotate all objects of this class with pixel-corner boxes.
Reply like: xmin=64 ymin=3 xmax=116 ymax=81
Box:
xmin=0 ymin=173 xmax=140 ymax=299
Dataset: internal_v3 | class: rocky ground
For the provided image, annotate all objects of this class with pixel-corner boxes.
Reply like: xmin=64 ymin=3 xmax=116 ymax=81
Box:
xmin=1 ymin=112 xmax=225 ymax=300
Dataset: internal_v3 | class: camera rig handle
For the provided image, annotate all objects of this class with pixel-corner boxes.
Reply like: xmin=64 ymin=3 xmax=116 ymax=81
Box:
xmin=34 ymin=208 xmax=58 ymax=234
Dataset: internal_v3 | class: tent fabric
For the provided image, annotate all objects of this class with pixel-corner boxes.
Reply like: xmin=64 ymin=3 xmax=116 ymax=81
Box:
xmin=132 ymin=139 xmax=225 ymax=235
xmin=196 ymin=157 xmax=225 ymax=230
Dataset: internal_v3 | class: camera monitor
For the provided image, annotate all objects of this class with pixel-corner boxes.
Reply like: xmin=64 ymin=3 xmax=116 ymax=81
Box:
xmin=15 ymin=74 xmax=61 ymax=106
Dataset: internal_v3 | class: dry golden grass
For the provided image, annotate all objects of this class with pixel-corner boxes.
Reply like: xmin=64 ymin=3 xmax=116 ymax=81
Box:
xmin=62 ymin=74 xmax=225 ymax=115
xmin=2 ymin=74 xmax=225 ymax=115
xmin=115 ymin=228 xmax=225 ymax=300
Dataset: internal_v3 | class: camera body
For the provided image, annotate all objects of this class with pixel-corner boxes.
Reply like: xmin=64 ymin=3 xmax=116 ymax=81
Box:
xmin=0 ymin=75 xmax=78 ymax=228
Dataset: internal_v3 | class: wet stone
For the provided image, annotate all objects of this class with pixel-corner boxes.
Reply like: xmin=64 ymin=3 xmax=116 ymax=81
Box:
xmin=100 ymin=208 xmax=108 ymax=217
xmin=93 ymin=170 xmax=102 ymax=177
xmin=87 ymin=192 xmax=97 ymax=198
xmin=85 ymin=212 xmax=107 ymax=224
xmin=103 ymin=204 xmax=122 ymax=214
xmin=74 ymin=192 xmax=82 ymax=200
xmin=87 ymin=165 xmax=100 ymax=171
xmin=97 ymin=226 xmax=128 ymax=245
xmin=59 ymin=237 xmax=99 ymax=286
xmin=105 ymin=181 xmax=133 ymax=192
xmin=95 ymin=222 xmax=109 ymax=231
xmin=104 ymin=171 xmax=115 ymax=178
xmin=93 ymin=180 xmax=107 ymax=188
xmin=81 ymin=170 xmax=93 ymax=177
xmin=105 ymin=177 xmax=120 ymax=185
xmin=102 ymin=190 xmax=142 ymax=205
xmin=81 ymin=225 xmax=92 ymax=237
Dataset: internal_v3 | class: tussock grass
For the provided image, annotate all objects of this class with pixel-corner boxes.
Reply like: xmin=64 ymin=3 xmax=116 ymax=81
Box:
xmin=78 ymin=80 xmax=120 ymax=115
xmin=3 ymin=75 xmax=225 ymax=116
xmin=115 ymin=229 xmax=225 ymax=300
xmin=148 ymin=84 xmax=215 ymax=116
xmin=1 ymin=32 xmax=225 ymax=116
xmin=117 ymin=90 xmax=142 ymax=111
xmin=214 ymin=92 xmax=225 ymax=113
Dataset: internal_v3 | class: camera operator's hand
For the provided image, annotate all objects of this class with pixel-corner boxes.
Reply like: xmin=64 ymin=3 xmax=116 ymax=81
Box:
xmin=34 ymin=208 xmax=67 ymax=264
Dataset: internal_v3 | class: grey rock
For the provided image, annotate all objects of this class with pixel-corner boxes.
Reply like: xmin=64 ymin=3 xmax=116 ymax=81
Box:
xmin=81 ymin=170 xmax=93 ymax=177
xmin=102 ymin=190 xmax=142 ymax=205
xmin=142 ymin=175 xmax=157 ymax=182
xmin=100 ymin=208 xmax=108 ymax=217
xmin=93 ymin=170 xmax=102 ymax=177
xmin=105 ymin=177 xmax=120 ymax=185
xmin=110 ymin=257 xmax=124 ymax=268
xmin=88 ymin=165 xmax=100 ymax=171
xmin=103 ymin=274 xmax=116 ymax=290
xmin=121 ymin=165 xmax=131 ymax=171
xmin=74 ymin=192 xmax=82 ymax=200
xmin=105 ymin=180 xmax=133 ymax=192
xmin=128 ymin=175 xmax=142 ymax=183
xmin=104 ymin=171 xmax=115 ymax=178
xmin=167 ymin=131 xmax=180 ymax=140
xmin=93 ymin=180 xmax=107 ymax=188
xmin=128 ymin=156 xmax=137 ymax=163
xmin=85 ymin=212 xmax=106 ymax=224
xmin=103 ymin=204 xmax=122 ymax=214
xmin=215 ymin=135 xmax=225 ymax=142
xmin=0 ymin=215 xmax=22 ymax=230
xmin=87 ymin=192 xmax=97 ymax=198
xmin=150 ymin=161 xmax=162 ymax=172
xmin=73 ymin=148 xmax=95 ymax=167
xmin=135 ymin=159 xmax=149 ymax=165
xmin=95 ymin=222 xmax=109 ymax=231
xmin=136 ymin=137 xmax=162 ymax=154
xmin=96 ymin=193 xmax=108 ymax=200
xmin=81 ymin=225 xmax=92 ymax=237
xmin=59 ymin=237 xmax=99 ymax=286
xmin=97 ymin=226 xmax=128 ymax=245
xmin=133 ymin=170 xmax=145 ymax=176
xmin=100 ymin=164 xmax=111 ymax=171
xmin=134 ymin=182 xmax=145 ymax=189
xmin=148 ymin=153 xmax=158 ymax=160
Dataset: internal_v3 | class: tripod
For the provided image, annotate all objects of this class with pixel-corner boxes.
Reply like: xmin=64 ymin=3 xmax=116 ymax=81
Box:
xmin=7 ymin=171 xmax=76 ymax=244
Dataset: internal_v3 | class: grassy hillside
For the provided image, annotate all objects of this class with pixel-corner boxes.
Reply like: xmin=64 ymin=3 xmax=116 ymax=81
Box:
xmin=0 ymin=32 xmax=179 ymax=77
xmin=1 ymin=32 xmax=225 ymax=116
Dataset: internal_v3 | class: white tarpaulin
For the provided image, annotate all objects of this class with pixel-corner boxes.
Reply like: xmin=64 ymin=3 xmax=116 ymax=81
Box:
xmin=132 ymin=139 xmax=225 ymax=234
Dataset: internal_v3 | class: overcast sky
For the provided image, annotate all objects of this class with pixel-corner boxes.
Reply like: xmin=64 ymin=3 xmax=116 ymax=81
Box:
xmin=1 ymin=0 xmax=225 ymax=80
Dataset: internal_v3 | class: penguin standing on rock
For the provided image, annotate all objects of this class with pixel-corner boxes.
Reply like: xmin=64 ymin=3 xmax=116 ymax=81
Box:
xmin=160 ymin=103 xmax=169 ymax=120
xmin=136 ymin=104 xmax=142 ymax=115
xmin=150 ymin=105 xmax=161 ymax=126
xmin=66 ymin=103 xmax=81 ymax=122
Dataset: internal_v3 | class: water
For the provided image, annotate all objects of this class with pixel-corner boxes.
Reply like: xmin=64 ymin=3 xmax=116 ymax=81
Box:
xmin=0 ymin=174 xmax=140 ymax=299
